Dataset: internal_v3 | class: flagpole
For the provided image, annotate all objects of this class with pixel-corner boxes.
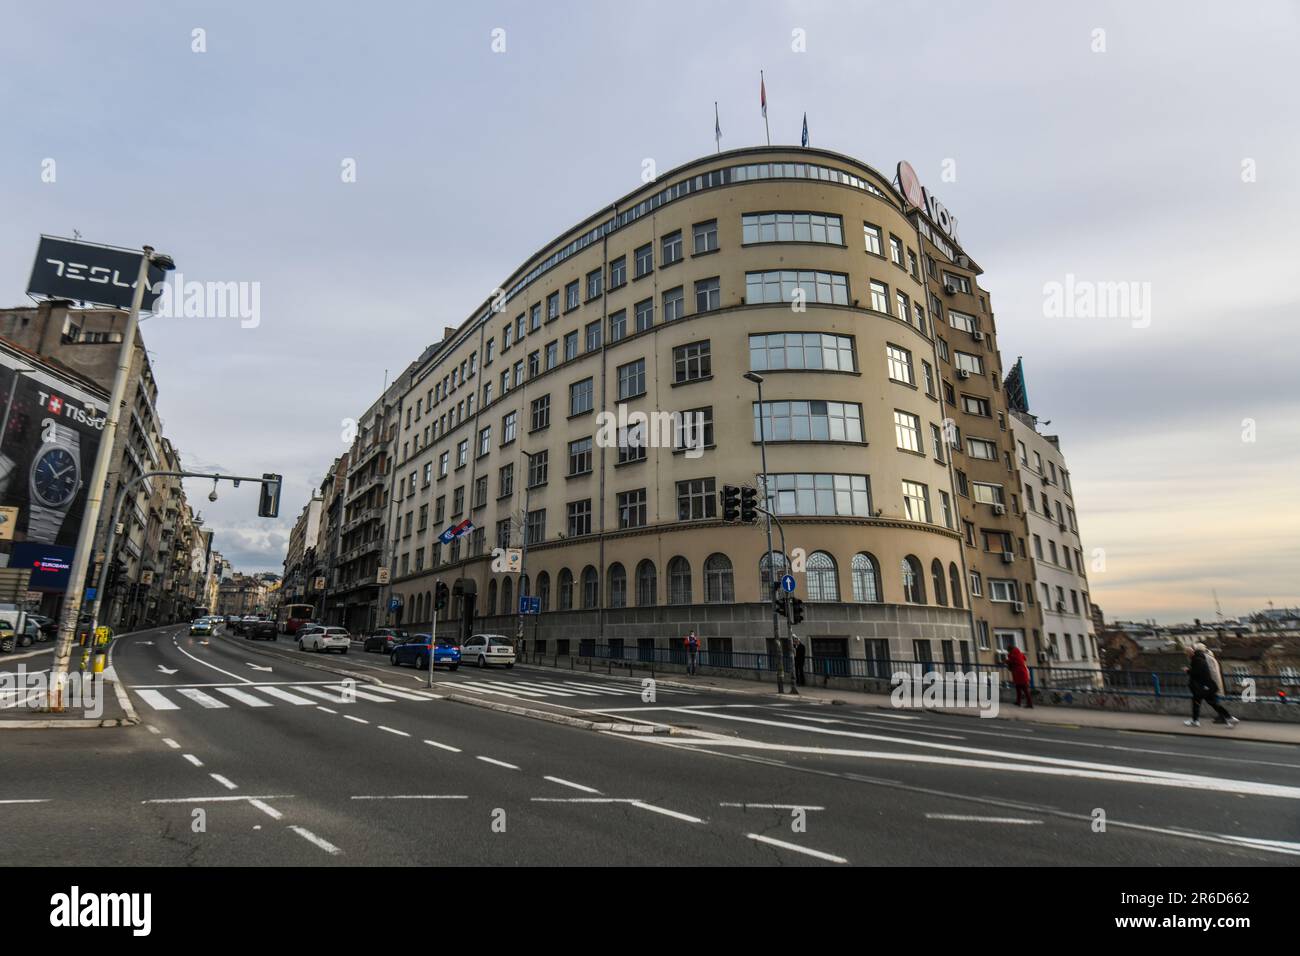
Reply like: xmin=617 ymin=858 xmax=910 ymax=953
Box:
xmin=715 ymin=100 xmax=721 ymax=154
xmin=761 ymin=70 xmax=771 ymax=146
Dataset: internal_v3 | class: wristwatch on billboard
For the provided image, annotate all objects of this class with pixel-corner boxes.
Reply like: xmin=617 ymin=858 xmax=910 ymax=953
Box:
xmin=27 ymin=422 xmax=82 ymax=542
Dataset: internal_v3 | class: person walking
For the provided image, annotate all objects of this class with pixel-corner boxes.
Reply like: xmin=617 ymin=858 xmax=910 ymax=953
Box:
xmin=684 ymin=630 xmax=699 ymax=675
xmin=1006 ymin=644 xmax=1033 ymax=708
xmin=1185 ymin=644 xmax=1237 ymax=727
xmin=793 ymin=635 xmax=807 ymax=686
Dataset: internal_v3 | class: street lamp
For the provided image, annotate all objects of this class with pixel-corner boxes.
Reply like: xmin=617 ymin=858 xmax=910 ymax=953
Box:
xmin=743 ymin=372 xmax=790 ymax=694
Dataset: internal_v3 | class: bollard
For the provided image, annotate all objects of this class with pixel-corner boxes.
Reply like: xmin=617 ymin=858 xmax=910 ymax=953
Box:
xmin=92 ymin=653 xmax=107 ymax=674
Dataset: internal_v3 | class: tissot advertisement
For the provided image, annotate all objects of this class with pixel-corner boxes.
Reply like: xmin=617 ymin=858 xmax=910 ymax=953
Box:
xmin=0 ymin=350 xmax=108 ymax=582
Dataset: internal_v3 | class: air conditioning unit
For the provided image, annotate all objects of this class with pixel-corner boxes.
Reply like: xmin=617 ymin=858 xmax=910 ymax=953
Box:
xmin=972 ymin=330 xmax=985 ymax=342
xmin=1001 ymin=551 xmax=1015 ymax=564
xmin=993 ymin=503 xmax=1006 ymax=516
xmin=943 ymin=283 xmax=958 ymax=295
xmin=956 ymin=368 xmax=971 ymax=380
xmin=1012 ymin=601 xmax=1025 ymax=614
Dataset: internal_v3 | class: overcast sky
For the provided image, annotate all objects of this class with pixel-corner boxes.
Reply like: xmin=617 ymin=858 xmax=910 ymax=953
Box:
xmin=2 ymin=1 xmax=1296 ymax=623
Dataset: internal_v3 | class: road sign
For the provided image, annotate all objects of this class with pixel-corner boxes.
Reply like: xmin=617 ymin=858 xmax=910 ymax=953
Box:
xmin=388 ymin=596 xmax=402 ymax=611
xmin=780 ymin=574 xmax=796 ymax=593
xmin=519 ymin=595 xmax=540 ymax=615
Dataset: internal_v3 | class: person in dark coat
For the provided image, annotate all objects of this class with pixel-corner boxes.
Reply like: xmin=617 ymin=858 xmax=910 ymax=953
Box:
xmin=1006 ymin=645 xmax=1033 ymax=707
xmin=1186 ymin=646 xmax=1237 ymax=727
xmin=793 ymin=636 xmax=806 ymax=686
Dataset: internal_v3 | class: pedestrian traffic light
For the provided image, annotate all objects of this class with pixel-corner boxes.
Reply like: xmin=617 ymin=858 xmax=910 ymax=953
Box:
xmin=790 ymin=597 xmax=805 ymax=625
xmin=258 ymin=473 xmax=282 ymax=518
xmin=721 ymin=484 xmax=741 ymax=521
xmin=434 ymin=581 xmax=449 ymax=612
xmin=740 ymin=486 xmax=758 ymax=523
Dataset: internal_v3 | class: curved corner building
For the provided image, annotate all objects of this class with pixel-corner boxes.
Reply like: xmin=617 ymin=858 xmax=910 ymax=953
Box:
xmin=382 ymin=146 xmax=1042 ymax=669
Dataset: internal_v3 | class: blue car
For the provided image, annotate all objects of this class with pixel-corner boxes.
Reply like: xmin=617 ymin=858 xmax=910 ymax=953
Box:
xmin=390 ymin=634 xmax=460 ymax=671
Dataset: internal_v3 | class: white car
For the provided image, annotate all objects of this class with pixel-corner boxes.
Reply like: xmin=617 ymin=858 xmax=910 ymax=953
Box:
xmin=462 ymin=633 xmax=515 ymax=668
xmin=299 ymin=626 xmax=351 ymax=654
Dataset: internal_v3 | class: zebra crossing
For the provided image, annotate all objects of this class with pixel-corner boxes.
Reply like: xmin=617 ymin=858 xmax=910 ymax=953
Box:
xmin=437 ymin=675 xmax=701 ymax=702
xmin=129 ymin=680 xmax=438 ymax=713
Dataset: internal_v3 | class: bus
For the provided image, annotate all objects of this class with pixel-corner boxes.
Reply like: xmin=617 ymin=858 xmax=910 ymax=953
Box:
xmin=191 ymin=605 xmax=210 ymax=622
xmin=277 ymin=603 xmax=314 ymax=635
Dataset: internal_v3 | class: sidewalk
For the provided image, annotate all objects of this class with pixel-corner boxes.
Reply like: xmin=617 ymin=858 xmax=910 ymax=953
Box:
xmin=519 ymin=660 xmax=1300 ymax=746
xmin=0 ymin=641 xmax=135 ymax=729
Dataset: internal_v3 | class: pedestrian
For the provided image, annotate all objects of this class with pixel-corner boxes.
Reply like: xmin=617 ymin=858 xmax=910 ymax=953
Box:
xmin=684 ymin=630 xmax=699 ymax=674
xmin=793 ymin=635 xmax=806 ymax=686
xmin=1006 ymin=644 xmax=1033 ymax=708
xmin=1185 ymin=644 xmax=1237 ymax=728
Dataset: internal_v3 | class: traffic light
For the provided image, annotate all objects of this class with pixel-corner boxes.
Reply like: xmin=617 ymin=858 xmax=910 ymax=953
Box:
xmin=775 ymin=592 xmax=788 ymax=618
xmin=721 ymin=484 xmax=741 ymax=521
xmin=790 ymin=597 xmax=805 ymax=625
xmin=258 ymin=473 xmax=282 ymax=518
xmin=740 ymin=486 xmax=758 ymax=523
xmin=434 ymin=581 xmax=449 ymax=613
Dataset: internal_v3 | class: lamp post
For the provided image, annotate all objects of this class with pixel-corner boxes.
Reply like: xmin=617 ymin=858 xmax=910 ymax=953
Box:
xmin=743 ymin=371 xmax=788 ymax=694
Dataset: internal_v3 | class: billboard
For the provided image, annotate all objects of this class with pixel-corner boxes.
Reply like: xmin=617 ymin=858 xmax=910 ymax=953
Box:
xmin=9 ymin=542 xmax=76 ymax=592
xmin=27 ymin=236 xmax=169 ymax=312
xmin=0 ymin=349 xmax=108 ymax=553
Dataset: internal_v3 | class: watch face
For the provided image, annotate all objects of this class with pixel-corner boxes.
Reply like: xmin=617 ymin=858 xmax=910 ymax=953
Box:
xmin=33 ymin=447 xmax=79 ymax=508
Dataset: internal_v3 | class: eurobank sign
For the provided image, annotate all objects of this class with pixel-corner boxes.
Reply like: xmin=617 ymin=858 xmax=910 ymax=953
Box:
xmin=896 ymin=161 xmax=961 ymax=248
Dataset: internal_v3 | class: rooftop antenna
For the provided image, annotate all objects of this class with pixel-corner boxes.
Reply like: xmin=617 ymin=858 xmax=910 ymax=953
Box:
xmin=1213 ymin=588 xmax=1224 ymax=623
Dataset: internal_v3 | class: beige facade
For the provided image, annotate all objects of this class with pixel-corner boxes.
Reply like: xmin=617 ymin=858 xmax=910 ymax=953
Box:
xmin=375 ymin=146 xmax=1063 ymax=667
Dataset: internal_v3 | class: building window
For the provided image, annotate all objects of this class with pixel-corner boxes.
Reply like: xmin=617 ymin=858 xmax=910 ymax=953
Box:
xmin=675 ymin=406 xmax=714 ymax=452
xmin=695 ymin=277 xmax=721 ymax=313
xmin=527 ymin=450 xmax=548 ymax=488
xmin=565 ymin=280 xmax=580 ymax=310
xmin=902 ymin=481 xmax=930 ymax=522
xmin=967 ymin=437 xmax=998 ymax=460
xmin=663 ymin=286 xmax=685 ymax=321
xmin=754 ymin=400 xmax=863 ymax=443
xmin=704 ymin=553 xmax=734 ymax=603
xmin=566 ymin=498 xmax=592 ymax=536
xmin=585 ymin=319 xmax=602 ymax=352
xmin=673 ymin=340 xmax=712 ymax=383
xmin=901 ymin=556 xmax=925 ymax=603
xmin=558 ymin=568 xmax=573 ymax=610
xmin=759 ymin=551 xmax=788 ymax=599
xmin=749 ymin=332 xmax=856 ymax=372
xmin=617 ymin=358 xmax=646 ymax=399
xmin=662 ymin=230 xmax=683 ymax=265
xmin=805 ymin=551 xmax=839 ymax=601
xmin=581 ymin=566 xmax=599 ymax=609
xmin=546 ymin=292 xmax=559 ymax=321
xmin=852 ymin=553 xmax=881 ymax=603
xmin=473 ymin=475 xmax=488 ymax=509
xmin=949 ymin=563 xmax=964 ymax=610
xmin=887 ymin=345 xmax=914 ymax=385
xmin=609 ymin=256 xmax=626 ymax=289
xmin=608 ymin=563 xmax=627 ymax=608
xmin=536 ymin=570 xmax=550 ymax=609
xmin=693 ymin=220 xmax=718 ymax=254
xmin=676 ymin=478 xmax=716 ymax=520
xmin=617 ymin=488 xmax=647 ymax=528
xmin=569 ymin=377 xmax=594 ymax=416
xmin=457 ymin=439 xmax=469 ymax=468
xmin=477 ymin=426 xmax=491 ymax=458
xmin=634 ymin=243 xmax=653 ymax=277
xmin=863 ymin=222 xmax=883 ymax=255
xmin=743 ymin=212 xmax=843 ymax=245
xmin=931 ymin=559 xmax=948 ymax=606
xmin=502 ymin=411 xmax=517 ymax=445
xmin=568 ymin=437 xmax=593 ymax=476
xmin=498 ymin=463 xmax=514 ymax=498
xmin=525 ymin=508 xmax=545 ymax=544
xmin=745 ymin=270 xmax=849 ymax=305
xmin=894 ymin=410 xmax=922 ymax=453
xmin=634 ymin=297 xmax=654 ymax=331
xmin=617 ymin=422 xmax=646 ymax=465
xmin=609 ymin=309 xmax=627 ymax=342
xmin=564 ymin=331 xmax=579 ymax=361
xmin=869 ymin=280 xmax=889 ymax=313
xmin=768 ymin=473 xmax=871 ymax=517
xmin=586 ymin=268 xmax=603 ymax=301
xmin=530 ymin=394 xmax=550 ymax=431
xmin=636 ymin=559 xmax=657 ymax=606
xmin=667 ymin=556 xmax=692 ymax=605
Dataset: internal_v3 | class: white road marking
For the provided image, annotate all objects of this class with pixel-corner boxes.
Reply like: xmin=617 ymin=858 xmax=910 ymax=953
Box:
xmin=176 ymin=688 xmax=228 ymax=709
xmin=253 ymin=685 xmax=316 ymax=705
xmin=926 ymin=814 xmax=1043 ymax=824
xmin=560 ymin=681 xmax=642 ymax=696
xmin=210 ymin=774 xmax=238 ymax=791
xmin=135 ymin=689 xmax=179 ymax=711
xmin=630 ymin=801 xmax=705 ymax=824
xmin=181 ymin=754 xmax=204 ymax=767
xmin=146 ymin=724 xmax=160 ymax=735
xmin=214 ymin=686 xmax=272 ymax=708
xmin=248 ymin=800 xmax=282 ymax=820
xmin=344 ymin=715 xmax=369 ymax=724
xmin=365 ymin=684 xmax=441 ymax=701
xmin=293 ymin=685 xmax=357 ymax=703
xmin=424 ymin=739 xmax=462 ymax=753
xmin=501 ymin=681 xmax=580 ymax=696
xmin=170 ymin=639 xmax=251 ymax=683
xmin=323 ymin=685 xmax=397 ymax=703
xmin=162 ymin=737 xmax=180 ymax=749
xmin=378 ymin=725 xmax=410 ymax=737
xmin=720 ymin=803 xmax=825 ymax=810
xmin=0 ymin=798 xmax=50 ymax=804
xmin=142 ymin=795 xmax=293 ymax=804
xmin=747 ymin=833 xmax=847 ymax=864
xmin=476 ymin=756 xmax=520 ymax=770
xmin=544 ymin=776 xmax=602 ymax=794
xmin=349 ymin=794 xmax=469 ymax=800
xmin=289 ymin=825 xmax=342 ymax=855
xmin=316 ymin=706 xmax=337 ymax=714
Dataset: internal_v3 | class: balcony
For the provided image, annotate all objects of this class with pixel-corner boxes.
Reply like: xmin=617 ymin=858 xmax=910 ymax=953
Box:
xmin=345 ymin=470 xmax=387 ymax=505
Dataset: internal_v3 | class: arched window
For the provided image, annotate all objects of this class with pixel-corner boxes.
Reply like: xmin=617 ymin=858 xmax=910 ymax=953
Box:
xmin=852 ymin=553 xmax=881 ymax=603
xmin=901 ymin=556 xmax=925 ymax=604
xmin=558 ymin=568 xmax=574 ymax=610
xmin=667 ymin=556 xmax=692 ymax=605
xmin=930 ymin=559 xmax=947 ymax=607
xmin=759 ymin=551 xmax=789 ymax=601
xmin=581 ymin=566 xmax=599 ymax=609
xmin=636 ymin=559 xmax=657 ymax=606
xmin=948 ymin=563 xmax=963 ymax=610
xmin=423 ymin=591 xmax=432 ymax=621
xmin=608 ymin=563 xmax=627 ymax=608
xmin=501 ymin=577 xmax=513 ymax=617
xmin=486 ymin=579 xmax=498 ymax=617
xmin=806 ymin=551 xmax=839 ymax=601
xmin=413 ymin=593 xmax=422 ymax=623
xmin=703 ymin=553 xmax=734 ymax=603
xmin=536 ymin=571 xmax=550 ymax=611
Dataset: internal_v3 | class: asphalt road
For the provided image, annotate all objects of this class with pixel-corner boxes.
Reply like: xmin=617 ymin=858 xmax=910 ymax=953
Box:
xmin=3 ymin=623 xmax=1298 ymax=866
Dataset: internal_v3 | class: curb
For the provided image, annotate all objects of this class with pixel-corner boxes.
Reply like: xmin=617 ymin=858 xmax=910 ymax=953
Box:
xmin=444 ymin=692 xmax=674 ymax=735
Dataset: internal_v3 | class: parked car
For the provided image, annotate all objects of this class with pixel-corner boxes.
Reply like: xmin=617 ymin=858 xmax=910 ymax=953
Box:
xmin=363 ymin=628 xmax=409 ymax=654
xmin=189 ymin=618 xmax=214 ymax=636
xmin=461 ymin=633 xmax=516 ymax=668
xmin=246 ymin=619 xmax=278 ymax=641
xmin=0 ymin=620 xmax=21 ymax=653
xmin=390 ymin=634 xmax=460 ymax=671
xmin=299 ymin=626 xmax=350 ymax=654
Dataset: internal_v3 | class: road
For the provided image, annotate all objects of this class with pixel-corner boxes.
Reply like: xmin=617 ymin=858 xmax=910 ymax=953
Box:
xmin=3 ymin=623 xmax=1298 ymax=866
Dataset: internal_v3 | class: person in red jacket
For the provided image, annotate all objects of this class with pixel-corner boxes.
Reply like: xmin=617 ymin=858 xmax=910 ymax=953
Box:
xmin=1006 ymin=644 xmax=1033 ymax=708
